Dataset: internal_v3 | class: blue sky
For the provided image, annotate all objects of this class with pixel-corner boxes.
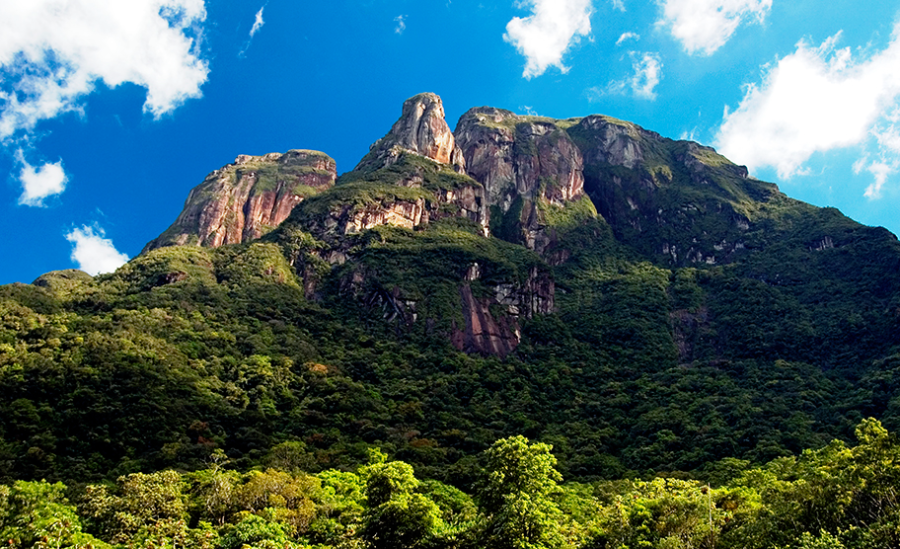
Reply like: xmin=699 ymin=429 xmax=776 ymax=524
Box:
xmin=2 ymin=0 xmax=900 ymax=284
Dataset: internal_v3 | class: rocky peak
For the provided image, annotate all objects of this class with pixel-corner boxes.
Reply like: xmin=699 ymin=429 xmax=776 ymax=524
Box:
xmin=355 ymin=93 xmax=466 ymax=172
xmin=143 ymin=150 xmax=336 ymax=253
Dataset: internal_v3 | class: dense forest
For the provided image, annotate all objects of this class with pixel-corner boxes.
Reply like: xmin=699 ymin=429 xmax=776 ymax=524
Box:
xmin=4 ymin=422 xmax=900 ymax=549
xmin=3 ymin=94 xmax=900 ymax=548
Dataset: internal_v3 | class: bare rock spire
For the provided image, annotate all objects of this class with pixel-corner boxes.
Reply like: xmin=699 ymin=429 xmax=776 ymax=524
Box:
xmin=355 ymin=93 xmax=466 ymax=172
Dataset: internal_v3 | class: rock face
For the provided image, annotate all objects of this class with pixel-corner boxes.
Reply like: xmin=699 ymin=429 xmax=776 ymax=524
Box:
xmin=356 ymin=93 xmax=466 ymax=172
xmin=575 ymin=115 xmax=647 ymax=169
xmin=454 ymin=107 xmax=585 ymax=250
xmin=456 ymin=108 xmax=584 ymax=208
xmin=298 ymin=184 xmax=485 ymax=247
xmin=143 ymin=150 xmax=336 ymax=253
xmin=570 ymin=114 xmax=763 ymax=267
xmin=451 ymin=264 xmax=555 ymax=357
xmin=290 ymin=92 xmax=487 ymax=245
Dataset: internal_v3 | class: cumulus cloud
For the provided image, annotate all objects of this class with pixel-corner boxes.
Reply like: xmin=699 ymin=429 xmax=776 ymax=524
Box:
xmin=504 ymin=0 xmax=593 ymax=79
xmin=395 ymin=15 xmax=407 ymax=34
xmin=0 ymin=0 xmax=209 ymax=140
xmin=657 ymin=0 xmax=771 ymax=55
xmin=592 ymin=52 xmax=662 ymax=100
xmin=65 ymin=225 xmax=129 ymax=275
xmin=616 ymin=32 xmax=640 ymax=46
xmin=611 ymin=0 xmax=626 ymax=11
xmin=17 ymin=153 xmax=68 ymax=206
xmin=715 ymin=25 xmax=900 ymax=197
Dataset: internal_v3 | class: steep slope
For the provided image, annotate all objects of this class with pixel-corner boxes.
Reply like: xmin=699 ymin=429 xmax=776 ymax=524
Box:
xmin=143 ymin=150 xmax=336 ymax=252
xmin=568 ymin=114 xmax=770 ymax=266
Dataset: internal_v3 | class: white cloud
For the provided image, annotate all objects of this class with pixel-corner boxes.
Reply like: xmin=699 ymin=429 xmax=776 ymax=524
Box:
xmin=0 ymin=0 xmax=208 ymax=140
xmin=611 ymin=0 xmax=626 ymax=11
xmin=239 ymin=6 xmax=266 ymax=57
xmin=250 ymin=7 xmax=265 ymax=38
xmin=616 ymin=32 xmax=640 ymax=46
xmin=679 ymin=129 xmax=699 ymax=141
xmin=17 ymin=154 xmax=68 ymax=207
xmin=65 ymin=225 xmax=129 ymax=275
xmin=657 ymin=0 xmax=771 ymax=55
xmin=395 ymin=15 xmax=407 ymax=35
xmin=504 ymin=0 xmax=593 ymax=79
xmin=858 ymin=120 xmax=900 ymax=199
xmin=630 ymin=53 xmax=662 ymax=99
xmin=592 ymin=52 xmax=662 ymax=100
xmin=715 ymin=25 xmax=900 ymax=194
xmin=863 ymin=161 xmax=891 ymax=199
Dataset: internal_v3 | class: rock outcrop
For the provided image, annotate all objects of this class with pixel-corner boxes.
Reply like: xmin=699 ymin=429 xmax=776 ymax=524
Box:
xmin=454 ymin=107 xmax=586 ymax=250
xmin=295 ymin=182 xmax=485 ymax=248
xmin=575 ymin=115 xmax=647 ymax=169
xmin=143 ymin=150 xmax=336 ymax=253
xmin=356 ymin=93 xmax=466 ymax=173
xmin=335 ymin=259 xmax=555 ymax=358
xmin=288 ymin=93 xmax=487 ymax=245
xmin=451 ymin=264 xmax=555 ymax=357
xmin=456 ymin=108 xmax=584 ymax=208
xmin=570 ymin=114 xmax=765 ymax=267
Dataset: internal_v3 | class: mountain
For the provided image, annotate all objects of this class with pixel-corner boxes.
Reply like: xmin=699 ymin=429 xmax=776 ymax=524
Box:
xmin=2 ymin=93 xmax=900 ymax=485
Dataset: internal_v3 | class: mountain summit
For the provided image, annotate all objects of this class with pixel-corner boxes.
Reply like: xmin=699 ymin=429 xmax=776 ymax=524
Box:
xmin=356 ymin=92 xmax=467 ymax=172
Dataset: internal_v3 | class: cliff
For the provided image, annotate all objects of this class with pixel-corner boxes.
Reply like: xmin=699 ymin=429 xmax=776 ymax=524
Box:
xmin=142 ymin=150 xmax=336 ymax=253
xmin=455 ymin=107 xmax=587 ymax=251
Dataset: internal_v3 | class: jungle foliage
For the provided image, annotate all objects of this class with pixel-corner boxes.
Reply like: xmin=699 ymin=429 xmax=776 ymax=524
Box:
xmin=4 ymin=426 xmax=900 ymax=549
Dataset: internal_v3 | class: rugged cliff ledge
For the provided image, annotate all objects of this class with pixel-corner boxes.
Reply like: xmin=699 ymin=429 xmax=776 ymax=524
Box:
xmin=143 ymin=150 xmax=336 ymax=253
xmin=455 ymin=107 xmax=585 ymax=209
xmin=287 ymin=93 xmax=488 ymax=246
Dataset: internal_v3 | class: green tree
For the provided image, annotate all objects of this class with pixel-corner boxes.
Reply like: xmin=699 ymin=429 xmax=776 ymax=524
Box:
xmin=219 ymin=514 xmax=301 ymax=549
xmin=798 ymin=530 xmax=846 ymax=549
xmin=358 ymin=450 xmax=442 ymax=549
xmin=476 ymin=436 xmax=564 ymax=549
xmin=81 ymin=471 xmax=188 ymax=543
xmin=0 ymin=481 xmax=107 ymax=549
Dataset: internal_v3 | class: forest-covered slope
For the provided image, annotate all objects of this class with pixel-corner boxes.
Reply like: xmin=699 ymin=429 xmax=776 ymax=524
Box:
xmin=2 ymin=92 xmax=899 ymax=493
